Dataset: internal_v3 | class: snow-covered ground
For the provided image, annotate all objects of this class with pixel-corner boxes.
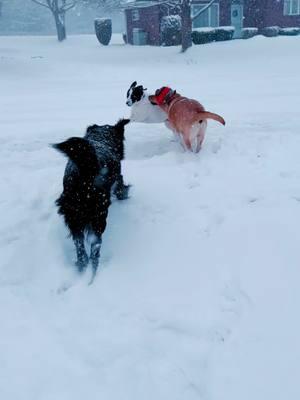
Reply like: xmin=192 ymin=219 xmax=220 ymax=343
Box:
xmin=1 ymin=34 xmax=300 ymax=400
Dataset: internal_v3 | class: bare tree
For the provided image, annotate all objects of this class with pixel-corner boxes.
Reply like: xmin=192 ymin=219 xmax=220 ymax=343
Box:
xmin=181 ymin=0 xmax=217 ymax=52
xmin=157 ymin=0 xmax=218 ymax=52
xmin=31 ymin=0 xmax=77 ymax=41
xmin=181 ymin=0 xmax=192 ymax=52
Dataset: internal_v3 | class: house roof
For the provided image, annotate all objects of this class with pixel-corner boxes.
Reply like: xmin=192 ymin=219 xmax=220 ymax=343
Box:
xmin=125 ymin=0 xmax=208 ymax=9
xmin=125 ymin=1 xmax=161 ymax=9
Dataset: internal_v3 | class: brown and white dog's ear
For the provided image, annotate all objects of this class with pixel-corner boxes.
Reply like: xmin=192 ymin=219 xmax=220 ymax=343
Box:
xmin=148 ymin=95 xmax=158 ymax=105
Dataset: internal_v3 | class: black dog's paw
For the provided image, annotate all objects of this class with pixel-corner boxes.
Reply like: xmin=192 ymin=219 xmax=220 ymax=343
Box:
xmin=115 ymin=184 xmax=131 ymax=200
xmin=75 ymin=254 xmax=89 ymax=273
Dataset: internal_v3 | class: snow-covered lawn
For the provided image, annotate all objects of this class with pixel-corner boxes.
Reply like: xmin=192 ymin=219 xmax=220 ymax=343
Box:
xmin=0 ymin=34 xmax=300 ymax=400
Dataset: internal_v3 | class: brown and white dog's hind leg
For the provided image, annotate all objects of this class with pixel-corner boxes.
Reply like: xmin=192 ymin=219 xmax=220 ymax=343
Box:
xmin=182 ymin=135 xmax=192 ymax=151
xmin=190 ymin=120 xmax=207 ymax=153
xmin=165 ymin=120 xmax=181 ymax=143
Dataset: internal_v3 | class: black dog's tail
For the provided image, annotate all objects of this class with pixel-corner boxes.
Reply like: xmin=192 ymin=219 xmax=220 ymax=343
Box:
xmin=52 ymin=137 xmax=99 ymax=177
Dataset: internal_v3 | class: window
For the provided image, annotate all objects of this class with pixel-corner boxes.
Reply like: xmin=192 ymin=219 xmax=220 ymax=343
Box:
xmin=132 ymin=9 xmax=140 ymax=22
xmin=192 ymin=3 xmax=220 ymax=28
xmin=284 ymin=0 xmax=300 ymax=15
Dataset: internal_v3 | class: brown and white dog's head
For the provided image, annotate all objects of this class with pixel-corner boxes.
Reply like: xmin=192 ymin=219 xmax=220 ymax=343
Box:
xmin=149 ymin=86 xmax=177 ymax=107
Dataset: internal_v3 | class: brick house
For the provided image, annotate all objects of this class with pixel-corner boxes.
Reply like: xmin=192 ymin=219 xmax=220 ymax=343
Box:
xmin=124 ymin=0 xmax=300 ymax=44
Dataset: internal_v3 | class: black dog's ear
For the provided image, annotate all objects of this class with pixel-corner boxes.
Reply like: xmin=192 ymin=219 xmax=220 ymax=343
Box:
xmin=131 ymin=81 xmax=137 ymax=88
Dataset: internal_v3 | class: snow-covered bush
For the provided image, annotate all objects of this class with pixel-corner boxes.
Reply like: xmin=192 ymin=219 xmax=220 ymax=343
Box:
xmin=161 ymin=15 xmax=182 ymax=46
xmin=161 ymin=14 xmax=181 ymax=31
xmin=214 ymin=26 xmax=235 ymax=41
xmin=94 ymin=18 xmax=112 ymax=46
xmin=242 ymin=27 xmax=258 ymax=39
xmin=192 ymin=28 xmax=216 ymax=45
xmin=192 ymin=26 xmax=235 ymax=45
xmin=262 ymin=26 xmax=280 ymax=37
xmin=279 ymin=27 xmax=300 ymax=36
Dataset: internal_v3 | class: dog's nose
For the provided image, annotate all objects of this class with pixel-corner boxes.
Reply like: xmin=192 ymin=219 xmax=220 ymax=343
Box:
xmin=126 ymin=100 xmax=131 ymax=106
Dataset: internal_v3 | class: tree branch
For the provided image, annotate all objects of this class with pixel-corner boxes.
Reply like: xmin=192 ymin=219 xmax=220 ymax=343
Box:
xmin=62 ymin=2 xmax=77 ymax=11
xmin=63 ymin=5 xmax=75 ymax=11
xmin=191 ymin=0 xmax=217 ymax=22
xmin=31 ymin=0 xmax=51 ymax=9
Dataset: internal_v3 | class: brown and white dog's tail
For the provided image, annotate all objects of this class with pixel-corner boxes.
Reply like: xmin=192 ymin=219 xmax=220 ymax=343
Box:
xmin=197 ymin=111 xmax=226 ymax=126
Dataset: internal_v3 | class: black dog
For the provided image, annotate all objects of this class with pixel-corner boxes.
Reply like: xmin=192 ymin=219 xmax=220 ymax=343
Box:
xmin=53 ymin=119 xmax=130 ymax=281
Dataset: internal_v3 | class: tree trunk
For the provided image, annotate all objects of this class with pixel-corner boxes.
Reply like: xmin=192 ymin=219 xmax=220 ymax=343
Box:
xmin=181 ymin=0 xmax=192 ymax=52
xmin=53 ymin=10 xmax=66 ymax=42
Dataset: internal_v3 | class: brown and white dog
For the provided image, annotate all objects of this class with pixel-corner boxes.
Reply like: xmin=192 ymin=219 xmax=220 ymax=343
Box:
xmin=149 ymin=87 xmax=225 ymax=153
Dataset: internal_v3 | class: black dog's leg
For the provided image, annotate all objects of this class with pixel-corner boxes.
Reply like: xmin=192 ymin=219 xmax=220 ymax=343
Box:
xmin=114 ymin=174 xmax=130 ymax=200
xmin=74 ymin=234 xmax=88 ymax=272
xmin=89 ymin=235 xmax=102 ymax=284
xmin=89 ymin=207 xmax=109 ymax=283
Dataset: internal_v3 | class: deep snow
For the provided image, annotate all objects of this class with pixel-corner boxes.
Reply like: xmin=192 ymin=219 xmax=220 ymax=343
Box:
xmin=0 ymin=34 xmax=300 ymax=400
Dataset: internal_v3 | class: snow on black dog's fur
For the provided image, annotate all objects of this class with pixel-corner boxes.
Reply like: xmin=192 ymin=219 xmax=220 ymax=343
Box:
xmin=53 ymin=119 xmax=130 ymax=281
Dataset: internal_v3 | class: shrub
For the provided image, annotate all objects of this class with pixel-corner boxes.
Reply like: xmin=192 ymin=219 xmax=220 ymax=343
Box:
xmin=262 ymin=26 xmax=280 ymax=37
xmin=214 ymin=26 xmax=235 ymax=41
xmin=279 ymin=27 xmax=300 ymax=36
xmin=192 ymin=28 xmax=216 ymax=45
xmin=161 ymin=15 xmax=182 ymax=46
xmin=242 ymin=27 xmax=258 ymax=39
xmin=94 ymin=18 xmax=112 ymax=46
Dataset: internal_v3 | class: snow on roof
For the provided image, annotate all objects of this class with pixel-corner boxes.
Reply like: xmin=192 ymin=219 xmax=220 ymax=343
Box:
xmin=125 ymin=0 xmax=212 ymax=10
xmin=125 ymin=0 xmax=161 ymax=9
